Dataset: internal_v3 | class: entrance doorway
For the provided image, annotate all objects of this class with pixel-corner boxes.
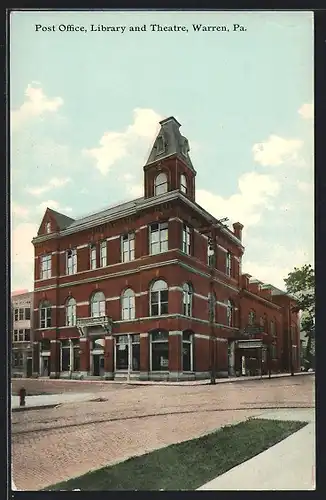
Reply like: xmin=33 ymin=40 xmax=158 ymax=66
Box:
xmin=26 ymin=358 xmax=33 ymax=377
xmin=92 ymin=354 xmax=104 ymax=376
xmin=42 ymin=356 xmax=50 ymax=376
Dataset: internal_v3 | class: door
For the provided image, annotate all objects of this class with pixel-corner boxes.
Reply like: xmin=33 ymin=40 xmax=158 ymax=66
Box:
xmin=99 ymin=355 xmax=104 ymax=376
xmin=93 ymin=355 xmax=100 ymax=376
xmin=27 ymin=358 xmax=33 ymax=377
xmin=43 ymin=357 xmax=50 ymax=376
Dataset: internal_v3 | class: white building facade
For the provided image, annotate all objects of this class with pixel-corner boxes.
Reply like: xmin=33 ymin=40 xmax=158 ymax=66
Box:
xmin=12 ymin=291 xmax=34 ymax=377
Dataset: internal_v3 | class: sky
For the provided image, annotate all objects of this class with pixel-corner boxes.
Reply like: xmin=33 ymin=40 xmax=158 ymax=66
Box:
xmin=10 ymin=10 xmax=314 ymax=292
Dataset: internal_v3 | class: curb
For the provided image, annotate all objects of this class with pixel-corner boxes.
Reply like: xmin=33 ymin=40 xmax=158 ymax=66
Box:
xmin=12 ymin=404 xmax=59 ymax=413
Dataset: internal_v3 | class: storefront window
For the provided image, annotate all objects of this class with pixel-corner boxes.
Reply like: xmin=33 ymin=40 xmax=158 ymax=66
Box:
xmin=72 ymin=339 xmax=80 ymax=371
xmin=182 ymin=332 xmax=193 ymax=371
xmin=61 ymin=340 xmax=70 ymax=371
xmin=151 ymin=330 xmax=169 ymax=371
xmin=116 ymin=335 xmax=129 ymax=370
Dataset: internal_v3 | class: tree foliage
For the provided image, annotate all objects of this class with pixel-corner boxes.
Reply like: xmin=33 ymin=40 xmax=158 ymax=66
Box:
xmin=284 ymin=264 xmax=315 ymax=325
xmin=284 ymin=264 xmax=315 ymax=367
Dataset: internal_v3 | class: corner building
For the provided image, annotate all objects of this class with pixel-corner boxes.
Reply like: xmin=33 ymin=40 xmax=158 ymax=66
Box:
xmin=32 ymin=117 xmax=301 ymax=380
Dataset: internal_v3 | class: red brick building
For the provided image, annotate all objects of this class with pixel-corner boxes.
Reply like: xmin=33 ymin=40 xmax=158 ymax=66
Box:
xmin=32 ymin=116 xmax=300 ymax=381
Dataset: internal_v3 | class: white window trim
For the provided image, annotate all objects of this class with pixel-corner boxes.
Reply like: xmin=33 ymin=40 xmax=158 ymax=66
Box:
xmin=100 ymin=241 xmax=107 ymax=267
xmin=40 ymin=254 xmax=52 ymax=279
xmin=182 ymin=283 xmax=193 ymax=317
xmin=90 ymin=245 xmax=97 ymax=270
xmin=150 ymin=281 xmax=169 ymax=317
xmin=66 ymin=249 xmax=77 ymax=275
xmin=121 ymin=233 xmax=135 ymax=263
xmin=149 ymin=222 xmax=169 ymax=255
xmin=182 ymin=224 xmax=191 ymax=255
xmin=154 ymin=173 xmax=168 ymax=196
xmin=121 ymin=290 xmax=136 ymax=320
xmin=90 ymin=293 xmax=106 ymax=318
xmin=180 ymin=174 xmax=187 ymax=194
xmin=40 ymin=304 xmax=51 ymax=329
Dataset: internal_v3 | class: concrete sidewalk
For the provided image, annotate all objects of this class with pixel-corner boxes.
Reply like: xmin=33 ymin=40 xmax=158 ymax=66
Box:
xmin=11 ymin=392 xmax=96 ymax=411
xmin=198 ymin=408 xmax=315 ymax=491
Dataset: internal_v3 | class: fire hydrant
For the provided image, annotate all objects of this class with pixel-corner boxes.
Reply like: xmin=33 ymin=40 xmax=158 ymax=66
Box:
xmin=19 ymin=387 xmax=26 ymax=407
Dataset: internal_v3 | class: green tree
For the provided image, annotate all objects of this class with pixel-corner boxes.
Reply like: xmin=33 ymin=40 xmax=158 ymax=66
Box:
xmin=284 ymin=264 xmax=315 ymax=368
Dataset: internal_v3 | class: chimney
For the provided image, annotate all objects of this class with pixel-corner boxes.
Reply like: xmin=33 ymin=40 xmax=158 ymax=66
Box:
xmin=249 ymin=282 xmax=261 ymax=295
xmin=233 ymin=222 xmax=244 ymax=241
xmin=260 ymin=288 xmax=272 ymax=301
xmin=241 ymin=273 xmax=251 ymax=289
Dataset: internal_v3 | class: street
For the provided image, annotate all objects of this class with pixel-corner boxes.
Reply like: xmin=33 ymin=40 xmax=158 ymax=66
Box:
xmin=12 ymin=375 xmax=315 ymax=491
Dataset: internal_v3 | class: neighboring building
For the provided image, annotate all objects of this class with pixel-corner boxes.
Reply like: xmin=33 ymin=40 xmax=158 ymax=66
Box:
xmin=31 ymin=116 xmax=300 ymax=380
xmin=11 ymin=290 xmax=34 ymax=377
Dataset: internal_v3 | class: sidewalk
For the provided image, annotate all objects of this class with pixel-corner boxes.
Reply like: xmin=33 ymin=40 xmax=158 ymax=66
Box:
xmin=197 ymin=408 xmax=315 ymax=491
xmin=11 ymin=392 xmax=95 ymax=411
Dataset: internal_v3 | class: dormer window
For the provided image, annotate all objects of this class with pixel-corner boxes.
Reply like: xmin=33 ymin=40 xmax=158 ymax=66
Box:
xmin=156 ymin=136 xmax=164 ymax=154
xmin=154 ymin=172 xmax=168 ymax=196
xmin=180 ymin=174 xmax=187 ymax=194
xmin=45 ymin=222 xmax=51 ymax=234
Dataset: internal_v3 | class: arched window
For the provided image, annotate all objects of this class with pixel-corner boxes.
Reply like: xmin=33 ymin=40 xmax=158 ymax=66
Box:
xmin=182 ymin=282 xmax=193 ymax=316
xmin=66 ymin=297 xmax=76 ymax=326
xmin=227 ymin=300 xmax=234 ymax=327
xmin=150 ymin=280 xmax=168 ymax=316
xmin=270 ymin=319 xmax=276 ymax=337
xmin=180 ymin=174 xmax=187 ymax=194
xmin=121 ymin=288 xmax=135 ymax=320
xmin=90 ymin=291 xmax=106 ymax=317
xmin=248 ymin=310 xmax=256 ymax=325
xmin=39 ymin=300 xmax=51 ymax=329
xmin=154 ymin=172 xmax=168 ymax=196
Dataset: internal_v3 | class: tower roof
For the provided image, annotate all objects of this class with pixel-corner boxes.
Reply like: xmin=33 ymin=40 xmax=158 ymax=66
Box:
xmin=145 ymin=116 xmax=195 ymax=172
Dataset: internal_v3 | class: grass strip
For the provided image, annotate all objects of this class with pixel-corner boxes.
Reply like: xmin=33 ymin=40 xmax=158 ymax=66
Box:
xmin=45 ymin=418 xmax=306 ymax=491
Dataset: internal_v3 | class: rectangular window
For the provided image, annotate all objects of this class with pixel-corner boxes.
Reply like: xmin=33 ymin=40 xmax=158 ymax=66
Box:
xmin=66 ymin=249 xmax=77 ymax=275
xmin=25 ymin=329 xmax=30 ymax=341
xmin=40 ymin=254 xmax=52 ymax=279
xmin=182 ymin=224 xmax=191 ymax=255
xmin=19 ymin=308 xmax=24 ymax=320
xmin=90 ymin=245 xmax=97 ymax=270
xmin=24 ymin=308 xmax=31 ymax=320
xmin=226 ymin=252 xmax=232 ymax=276
xmin=13 ymin=330 xmax=18 ymax=342
xmin=40 ymin=306 xmax=51 ymax=328
xmin=149 ymin=222 xmax=168 ymax=255
xmin=100 ymin=241 xmax=107 ymax=267
xmin=18 ymin=329 xmax=24 ymax=341
xmin=14 ymin=309 xmax=18 ymax=321
xmin=121 ymin=233 xmax=135 ymax=262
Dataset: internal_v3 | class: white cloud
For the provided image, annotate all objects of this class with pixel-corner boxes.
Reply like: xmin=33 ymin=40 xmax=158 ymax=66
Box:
xmin=12 ymin=203 xmax=29 ymax=219
xmin=298 ymin=102 xmax=314 ymax=120
xmin=297 ymin=181 xmax=313 ymax=194
xmin=26 ymin=177 xmax=71 ymax=196
xmin=11 ymin=84 xmax=63 ymax=131
xmin=11 ymin=222 xmax=38 ymax=291
xmin=128 ymin=183 xmax=144 ymax=198
xmin=83 ymin=108 xmax=162 ymax=175
xmin=243 ymin=245 xmax=313 ymax=289
xmin=252 ymin=135 xmax=304 ymax=167
xmin=37 ymin=200 xmax=72 ymax=214
xmin=197 ymin=171 xmax=280 ymax=229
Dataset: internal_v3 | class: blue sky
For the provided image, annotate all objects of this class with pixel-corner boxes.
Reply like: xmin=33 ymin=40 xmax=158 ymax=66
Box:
xmin=10 ymin=10 xmax=314 ymax=291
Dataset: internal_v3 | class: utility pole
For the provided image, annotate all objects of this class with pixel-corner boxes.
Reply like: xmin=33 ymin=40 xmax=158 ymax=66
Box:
xmin=208 ymin=231 xmax=216 ymax=385
xmin=203 ymin=217 xmax=229 ymax=385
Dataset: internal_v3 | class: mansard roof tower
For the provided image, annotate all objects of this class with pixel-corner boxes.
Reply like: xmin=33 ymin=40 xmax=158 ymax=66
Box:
xmin=143 ymin=116 xmax=196 ymax=202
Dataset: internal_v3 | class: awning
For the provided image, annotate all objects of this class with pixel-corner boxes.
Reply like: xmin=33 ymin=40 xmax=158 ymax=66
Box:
xmin=237 ymin=340 xmax=263 ymax=349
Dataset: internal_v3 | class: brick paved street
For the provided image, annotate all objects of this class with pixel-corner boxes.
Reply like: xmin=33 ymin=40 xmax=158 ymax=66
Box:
xmin=12 ymin=375 xmax=315 ymax=491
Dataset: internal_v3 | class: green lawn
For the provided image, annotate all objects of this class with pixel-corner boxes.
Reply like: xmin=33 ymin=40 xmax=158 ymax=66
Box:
xmin=45 ymin=418 xmax=307 ymax=491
